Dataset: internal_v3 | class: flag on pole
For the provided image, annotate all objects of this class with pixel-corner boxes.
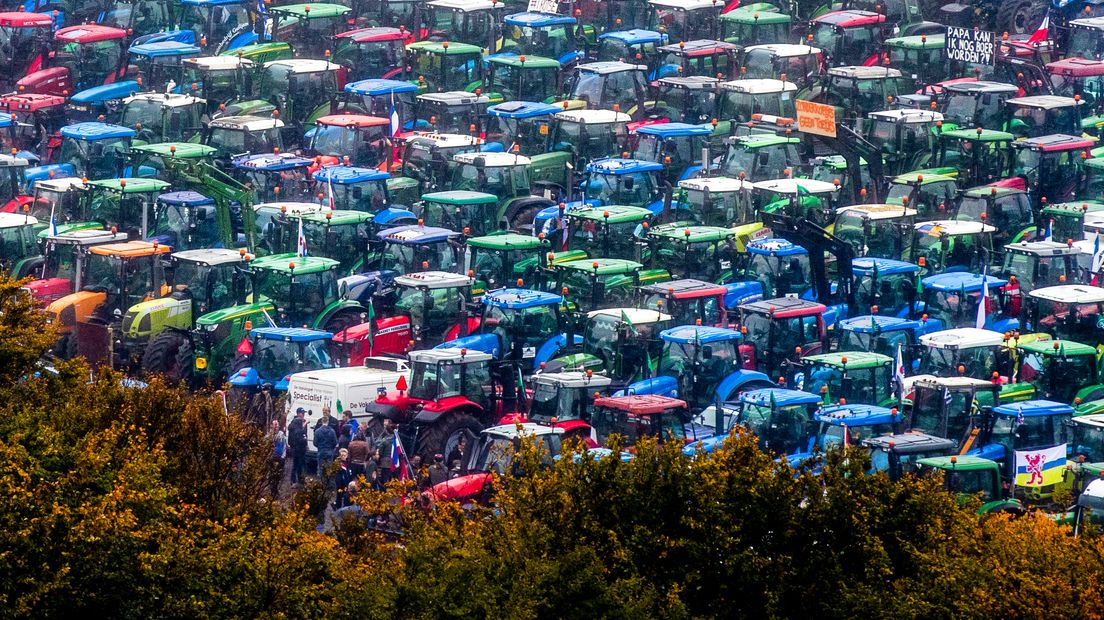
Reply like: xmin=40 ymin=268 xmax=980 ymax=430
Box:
xmin=1014 ymin=443 xmax=1066 ymax=487
xmin=621 ymin=309 xmax=638 ymax=336
xmin=1027 ymin=14 xmax=1049 ymax=46
xmin=297 ymin=217 xmax=308 ymax=257
xmin=1092 ymin=235 xmax=1104 ymax=283
xmin=389 ymin=91 xmax=400 ymax=137
xmin=1045 ymin=218 xmax=1054 ymax=242
xmin=48 ymin=199 xmax=58 ymax=237
xmin=366 ymin=299 xmax=376 ymax=349
xmin=894 ymin=341 xmax=905 ymax=396
xmin=326 ymin=170 xmax=335 ymax=210
xmin=975 ymin=274 xmax=988 ymax=329
xmin=391 ymin=429 xmax=409 ymax=482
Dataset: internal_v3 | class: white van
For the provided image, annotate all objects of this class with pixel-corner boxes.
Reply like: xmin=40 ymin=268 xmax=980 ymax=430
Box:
xmin=286 ymin=357 xmax=411 ymax=452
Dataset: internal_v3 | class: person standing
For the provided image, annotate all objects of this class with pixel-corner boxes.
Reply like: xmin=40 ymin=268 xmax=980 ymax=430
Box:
xmin=288 ymin=408 xmax=309 ymax=485
xmin=314 ymin=420 xmax=338 ymax=479
xmin=268 ymin=419 xmax=287 ymax=496
xmin=428 ymin=453 xmax=448 ymax=486
xmin=347 ymin=429 xmax=370 ymax=478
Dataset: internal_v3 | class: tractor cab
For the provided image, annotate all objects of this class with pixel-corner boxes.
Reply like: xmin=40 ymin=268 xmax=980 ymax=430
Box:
xmin=755 ymin=178 xmax=839 ymax=227
xmin=631 ymin=122 xmax=711 ymax=184
xmin=939 ymin=81 xmax=1018 ymax=130
xmin=863 ymin=109 xmax=941 ymax=177
xmin=911 ymin=328 xmax=1022 ymax=403
xmin=911 ymin=220 xmax=995 ymax=274
xmin=651 ymin=76 xmax=720 ymax=124
xmin=341 ymin=78 xmax=418 ymax=122
xmin=358 ymin=0 xmax=424 ymax=29
xmin=252 ymin=202 xmax=325 ymax=254
xmin=642 ymin=223 xmax=743 ymax=283
xmin=485 ymin=54 xmax=562 ymax=104
xmin=229 ymin=326 xmax=334 ymax=396
xmin=173 ymin=0 xmax=256 ymax=54
xmin=18 ymin=25 xmax=128 ymax=97
xmin=548 ymin=109 xmax=630 ymax=173
xmin=916 ymin=455 xmax=1007 ymax=508
xmin=885 ymin=33 xmax=945 ymax=88
xmin=55 ymin=122 xmax=135 ymax=180
xmin=797 ymin=352 xmax=895 ymax=407
xmin=0 ymin=212 xmax=39 ymax=274
xmin=424 ymin=0 xmax=503 ymax=51
xmin=442 ymin=287 xmax=563 ymax=367
xmin=410 ymin=91 xmax=491 ymax=134
xmin=331 ymin=28 xmax=408 ymax=82
xmin=399 ymin=133 xmax=487 ymax=194
xmin=255 ymin=59 xmax=344 ymax=143
xmin=406 ymin=40 xmax=484 ymax=94
xmin=652 ymin=324 xmax=769 ymax=411
xmin=862 ymin=432 xmax=956 ymax=480
xmin=563 ymin=204 xmax=652 ymax=259
xmin=1016 ymin=339 xmax=1104 ymax=405
xmin=740 ymin=237 xmax=810 ymax=299
xmin=24 ymin=177 xmax=87 ymax=232
xmin=833 ymin=204 xmax=917 ymax=260
xmin=733 ymin=387 xmax=822 ymax=456
xmin=719 ymin=8 xmax=791 ymax=46
xmin=1000 ymin=241 xmax=1082 ymax=301
xmin=22 ymin=227 xmax=128 ymax=305
xmin=1005 ymin=96 xmax=1085 ymax=139
xmin=908 ymin=376 xmax=1000 ymax=449
xmin=737 ymin=44 xmax=822 ymax=90
xmin=836 ymin=314 xmax=925 ymax=361
xmin=638 ymin=278 xmax=728 ymax=326
xmin=717 ymin=78 xmax=797 ymax=124
xmin=933 ymin=128 xmax=1016 ymax=187
xmin=563 ymin=61 xmax=650 ymax=119
xmin=789 ymin=404 xmax=900 ymax=465
xmin=1046 ymin=58 xmax=1104 ymax=116
xmin=418 ymin=190 xmax=498 ymax=237
xmin=501 ymin=11 xmax=587 ymax=68
xmin=674 ymin=175 xmax=754 ymax=226
xmin=83 ymin=178 xmax=171 ymax=240
xmin=1024 ymin=285 xmax=1104 ymax=344
xmin=127 ymin=142 xmax=217 ymax=179
xmin=204 ymin=116 xmax=284 ymax=164
xmin=594 ymin=29 xmax=667 ymax=65
xmin=1011 ymin=135 xmax=1098 ymax=208
xmin=809 ymin=10 xmax=884 ymax=67
xmin=246 ymin=253 xmax=344 ymax=328
xmin=583 ymin=158 xmax=663 ymax=210
xmin=737 ymin=297 xmax=829 ymax=381
xmin=281 ymin=210 xmax=374 ymax=277
xmin=464 ymin=233 xmax=554 ymax=294
xmin=646 ymin=0 xmax=723 ymax=43
xmin=126 ymin=41 xmax=202 ymax=95
xmin=919 ymin=273 xmax=1011 ymax=331
xmin=591 ymin=394 xmax=692 ymax=447
xmin=527 ymin=371 xmax=613 ymax=431
xmin=450 ymin=151 xmax=552 ymax=231
xmin=987 ymin=400 xmax=1074 ymax=480
xmin=376 ymin=223 xmax=462 ymax=274
xmin=232 ymin=152 xmax=315 ymax=202
xmin=0 ymin=13 xmax=53 ymax=94
xmin=147 ymin=191 xmax=221 ymax=251
xmin=851 ymin=256 xmax=921 ymax=317
xmin=1070 ymin=415 xmax=1104 ymax=473
xmin=0 ymin=94 xmax=67 ymax=162
xmin=266 ymin=3 xmax=352 ymax=59
xmin=1068 ymin=17 xmax=1104 ymax=61
xmin=306 ymin=114 xmax=390 ymax=169
xmin=391 ymin=270 xmax=473 ymax=347
xmin=549 ymin=306 xmax=671 ymax=382
xmin=551 ymin=258 xmax=647 ymax=314
xmin=391 ymin=347 xmax=496 ymax=433
xmin=312 ymin=165 xmax=395 ymax=213
xmin=885 ymin=174 xmax=957 ymax=220
xmin=1042 ymin=201 xmax=1104 ymax=245
xmin=181 ymin=56 xmax=255 ymax=114
xmin=654 ymin=39 xmax=738 ymax=81
xmin=483 ymin=101 xmax=558 ymax=155
xmin=819 ymin=66 xmax=908 ymax=119
xmin=118 ymin=93 xmax=206 ymax=144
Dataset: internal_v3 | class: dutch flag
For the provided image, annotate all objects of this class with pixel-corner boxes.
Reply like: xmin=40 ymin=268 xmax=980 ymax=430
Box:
xmin=297 ymin=216 xmax=308 ymax=257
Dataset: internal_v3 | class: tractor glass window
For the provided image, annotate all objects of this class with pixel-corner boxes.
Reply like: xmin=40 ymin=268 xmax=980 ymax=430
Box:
xmin=991 ymin=413 xmax=1068 ymax=453
xmin=596 ymin=38 xmax=631 ymax=63
xmin=587 ymin=172 xmax=654 ymax=206
xmin=120 ymin=99 xmax=167 ymax=137
xmin=940 ymin=468 xmax=994 ymax=500
xmin=529 ymin=380 xmax=579 ymax=422
xmin=582 ymin=314 xmax=621 ymax=364
xmin=1071 ymin=423 xmax=1104 ymax=463
xmin=568 ymin=70 xmax=605 ymax=107
xmin=474 ymin=436 xmax=519 ymax=476
xmin=810 ymin=24 xmax=837 ymax=54
xmin=0 ymin=24 xmax=44 ymax=72
xmin=910 ymin=386 xmax=944 ymax=435
xmin=552 ymin=120 xmax=627 ymax=159
xmin=740 ymin=49 xmax=775 ymax=79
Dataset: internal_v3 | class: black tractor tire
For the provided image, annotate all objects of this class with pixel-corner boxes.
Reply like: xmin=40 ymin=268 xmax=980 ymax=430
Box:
xmin=508 ymin=204 xmax=545 ymax=234
xmin=918 ymin=0 xmax=946 ymax=22
xmin=324 ymin=310 xmax=365 ymax=336
xmin=415 ymin=411 xmax=484 ymax=463
xmin=997 ymin=0 xmax=1044 ymax=35
xmin=53 ymin=333 xmax=71 ymax=360
xmin=142 ymin=330 xmax=195 ymax=385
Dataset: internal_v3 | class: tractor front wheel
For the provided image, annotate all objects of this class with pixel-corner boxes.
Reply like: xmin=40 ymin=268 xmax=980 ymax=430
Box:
xmin=415 ymin=411 xmax=484 ymax=464
xmin=142 ymin=330 xmax=195 ymax=385
xmin=997 ymin=0 xmax=1043 ymax=35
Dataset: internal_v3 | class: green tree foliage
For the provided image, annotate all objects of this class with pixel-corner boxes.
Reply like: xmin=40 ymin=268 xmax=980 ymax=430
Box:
xmin=4 ymin=273 xmax=1104 ymax=618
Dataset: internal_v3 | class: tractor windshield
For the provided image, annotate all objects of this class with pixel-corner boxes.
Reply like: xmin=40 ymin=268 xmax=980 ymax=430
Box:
xmin=529 ymin=381 xmax=587 ymax=423
xmin=507 ymin=24 xmax=573 ymax=59
xmin=550 ymin=120 xmax=627 ymax=161
xmin=815 ymin=419 xmax=896 ymax=451
xmin=54 ymin=40 xmax=122 ymax=90
xmin=835 ymin=213 xmax=908 ymax=259
xmin=260 ymin=67 xmax=336 ymax=116
xmin=679 ymin=188 xmax=752 ymax=226
xmin=119 ymin=99 xmax=166 ymax=135
xmin=301 ymin=220 xmax=369 ymax=269
xmin=1071 ymin=422 xmax=1104 ymax=463
xmin=569 ymin=218 xmax=639 ymax=259
xmin=183 ymin=65 xmax=250 ymax=105
xmin=913 ymin=234 xmax=985 ymax=274
xmin=650 ymin=238 xmax=733 ymax=282
xmin=152 ymin=204 xmax=221 ymax=250
xmin=483 ymin=304 xmax=558 ymax=351
xmin=254 ymin=268 xmax=337 ymax=322
xmin=382 ymin=240 xmax=457 ymax=274
xmin=310 ymin=125 xmax=388 ymax=168
xmin=86 ymin=253 xmax=157 ymax=310
xmin=329 ymin=180 xmax=388 ymax=213
xmin=484 ymin=115 xmax=548 ymax=154
xmin=585 ymin=172 xmax=656 ymax=206
xmin=1002 ymin=251 xmax=1073 ymax=292
xmin=641 ymin=294 xmax=722 ymax=326
xmin=855 ymin=271 xmax=915 ymax=315
xmin=592 ymin=407 xmax=685 ymax=445
xmin=632 ymin=133 xmax=705 ymax=171
xmin=411 ymin=50 xmax=481 ymax=92
xmin=911 ymin=385 xmax=974 ymax=442
xmin=582 ymin=313 xmax=664 ymax=374
xmin=487 ymin=63 xmax=558 ymax=102
xmin=453 ymin=164 xmax=529 ymax=201
xmin=408 ymin=359 xmax=462 ymax=401
xmin=562 ymin=270 xmax=635 ymax=311
xmin=1011 ymin=106 xmax=1079 ymax=138
xmin=471 ymin=433 xmax=559 ymax=475
xmin=990 ymin=412 xmax=1070 ymax=453
xmin=396 ymin=285 xmax=464 ymax=341
xmin=0 ymin=23 xmax=46 ymax=75
xmin=332 ymin=39 xmax=403 ymax=80
xmin=86 ymin=192 xmax=152 ymax=236
xmin=837 ymin=327 xmax=913 ymax=359
xmin=1018 ymin=351 xmax=1097 ymax=403
xmin=803 ymin=363 xmax=890 ymax=405
xmin=740 ymin=401 xmax=812 ymax=454
xmin=58 ymin=137 xmax=130 ymax=180
xmin=99 ymin=0 xmax=171 ymax=34
xmin=31 ymin=187 xmax=83 ymax=224
xmin=173 ymin=259 xmax=244 ymax=312
xmin=1034 ymin=299 xmax=1104 ymax=343
xmin=943 ymin=93 xmax=1001 ymax=128
xmin=208 ymin=126 xmax=282 ymax=159
xmin=918 ymin=344 xmax=997 ymax=378
xmin=746 ymin=252 xmax=810 ymax=297
xmin=176 ymin=2 xmax=251 ymax=44
xmin=718 ymin=90 xmax=794 ymax=123
xmin=596 ymin=38 xmax=651 ymax=63
xmin=0 ymin=225 xmax=34 ymax=268
xmin=252 ymin=337 xmax=332 ymax=379
xmin=238 ymin=167 xmax=313 ymax=202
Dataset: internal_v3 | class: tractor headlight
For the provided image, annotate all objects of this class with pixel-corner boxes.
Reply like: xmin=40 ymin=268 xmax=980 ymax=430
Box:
xmin=204 ymin=323 xmax=220 ymax=331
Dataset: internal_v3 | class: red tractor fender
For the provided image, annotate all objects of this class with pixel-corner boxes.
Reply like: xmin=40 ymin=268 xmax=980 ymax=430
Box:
xmin=444 ymin=316 xmax=482 ymax=341
xmin=428 ymin=471 xmax=493 ymax=502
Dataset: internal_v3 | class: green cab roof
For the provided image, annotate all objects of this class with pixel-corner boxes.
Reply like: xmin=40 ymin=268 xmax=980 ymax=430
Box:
xmin=734 ymin=134 xmax=801 ymax=148
xmin=421 ymin=190 xmax=498 ymax=205
xmin=1018 ymin=339 xmax=1098 ymax=357
xmin=940 ymin=128 xmax=1015 ymax=142
xmin=249 ymin=252 xmax=338 ymax=274
xmin=295 ymin=209 xmax=373 ymax=225
xmin=487 ymin=54 xmax=560 ymax=69
xmin=885 ymin=33 xmax=945 ymax=49
xmin=466 ymin=232 xmax=545 ymax=251
xmin=567 ymin=205 xmax=653 ymax=224
xmin=557 ymin=258 xmax=643 ymax=275
xmin=1042 ymin=201 xmax=1104 ymax=215
xmin=648 ymin=223 xmax=735 ymax=243
xmin=271 ymin=3 xmax=351 ymax=18
xmin=917 ymin=455 xmax=998 ymax=471
xmin=720 ymin=9 xmax=791 ymax=24
xmin=85 ymin=178 xmax=171 ymax=194
xmin=131 ymin=142 xmax=218 ymax=158
xmin=407 ymin=40 xmax=484 ymax=55
xmin=890 ymin=172 xmax=955 ymax=185
xmin=804 ymin=351 xmax=892 ymax=369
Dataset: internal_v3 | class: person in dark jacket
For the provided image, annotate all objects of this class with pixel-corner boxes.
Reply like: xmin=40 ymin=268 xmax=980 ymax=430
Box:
xmin=314 ymin=421 xmax=338 ymax=478
xmin=288 ymin=408 xmax=309 ymax=484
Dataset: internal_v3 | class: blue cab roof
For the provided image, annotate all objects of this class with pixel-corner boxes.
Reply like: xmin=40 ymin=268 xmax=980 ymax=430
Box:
xmin=69 ymin=81 xmax=140 ymax=104
xmin=597 ymin=29 xmax=667 ymax=45
xmin=158 ymin=190 xmax=214 ymax=207
xmin=377 ymin=224 xmax=460 ymax=244
xmin=312 ymin=165 xmax=389 ymax=184
xmin=586 ymin=157 xmax=665 ymax=175
xmin=250 ymin=327 xmax=333 ymax=341
xmin=180 ymin=0 xmax=249 ymax=5
xmin=815 ymin=403 xmax=899 ymax=426
xmin=852 ymin=257 xmax=920 ymax=276
xmin=994 ymin=399 xmax=1075 ymax=418
xmin=0 ymin=112 xmax=12 ymax=128
xmin=921 ymin=272 xmax=1008 ymax=293
xmin=504 ymin=11 xmax=576 ymax=27
xmin=739 ymin=388 xmax=822 ymax=407
xmin=660 ymin=325 xmax=742 ymax=344
xmin=838 ymin=315 xmax=924 ymax=333
xmin=60 ymin=122 xmax=135 ymax=141
xmin=129 ymin=41 xmax=201 ymax=57
xmin=487 ymin=100 xmax=560 ymax=119
xmin=634 ymin=122 xmax=712 ymax=138
xmin=747 ymin=238 xmax=807 ymax=256
xmin=484 ymin=287 xmax=562 ymax=308
xmin=233 ymin=152 xmax=314 ymax=171
xmin=344 ymin=78 xmax=420 ymax=96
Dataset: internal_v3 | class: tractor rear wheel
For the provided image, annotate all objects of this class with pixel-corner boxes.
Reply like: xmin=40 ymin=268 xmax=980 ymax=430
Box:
xmin=142 ymin=330 xmax=195 ymax=385
xmin=997 ymin=0 xmax=1043 ymax=35
xmin=415 ymin=411 xmax=484 ymax=463
xmin=324 ymin=310 xmax=364 ymax=337
xmin=508 ymin=204 xmax=544 ymax=234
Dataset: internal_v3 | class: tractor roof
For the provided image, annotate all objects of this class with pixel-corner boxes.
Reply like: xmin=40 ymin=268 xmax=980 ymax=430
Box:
xmin=0 ymin=213 xmax=36 ymax=228
xmin=1006 ymin=95 xmax=1084 ymax=109
xmin=943 ymin=80 xmax=1020 ymax=95
xmin=588 ymin=307 xmax=671 ymax=324
xmin=913 ymin=375 xmax=997 ymax=390
xmin=250 ymin=253 xmax=338 ymax=274
xmin=1071 ymin=16 xmax=1104 ymax=29
xmin=732 ymin=134 xmax=802 ymax=149
xmin=593 ymin=394 xmax=688 ymax=414
xmin=753 ymin=178 xmax=837 ymax=195
xmin=504 ymin=11 xmax=576 ymax=27
xmin=575 ymin=61 xmax=648 ymax=75
xmin=1073 ymin=414 xmax=1104 ymax=430
xmin=660 ymin=325 xmax=742 ymax=344
xmin=296 ymin=210 xmax=373 ymax=226
xmin=885 ymin=33 xmax=945 ymax=49
xmin=334 ymin=26 xmax=406 ymax=42
xmin=993 ymin=399 xmax=1075 ymax=418
xmin=639 ymin=278 xmax=727 ymax=299
xmin=122 ymin=92 xmax=205 ymax=108
xmin=487 ymin=54 xmax=560 ymax=69
xmin=34 ymin=177 xmax=87 ymax=193
xmin=377 ymin=224 xmax=460 ymax=244
xmin=406 ymin=132 xmax=485 ymax=148
xmin=656 ymin=75 xmax=720 ymax=89
xmin=647 ymin=0 xmax=721 ymax=9
xmin=85 ymin=178 xmax=171 ymax=194
xmin=0 ymin=153 xmax=26 ymax=167
xmin=316 ymin=114 xmax=389 ymax=128
xmin=262 ymin=58 xmax=341 ymax=74
xmin=344 ymin=78 xmax=420 ymax=96
xmin=129 ymin=41 xmax=202 ymax=58
xmin=233 ymin=152 xmax=313 ymax=171
xmin=250 ymin=326 xmax=333 ymax=341
xmin=1005 ymin=240 xmax=1080 ymax=257
xmin=597 ymin=29 xmax=667 ymax=45
xmin=428 ymin=0 xmax=500 ymax=12
xmin=678 ymin=175 xmax=750 ymax=193
xmin=914 ymin=219 xmax=996 ymax=237
xmin=657 ymin=39 xmax=739 ymax=56
xmin=720 ymin=9 xmax=791 ymax=24
xmin=312 ymin=165 xmax=389 ymax=184
xmin=917 ymin=455 xmax=996 ymax=471
xmin=554 ymin=108 xmax=631 ymax=124
xmin=484 ymin=287 xmax=561 ymax=308
xmin=586 ymin=158 xmax=664 ymax=174
xmin=488 ymin=101 xmax=560 ymax=119
xmin=406 ymin=40 xmax=483 ymax=55
xmin=394 ymin=270 xmax=473 ymax=290
xmin=409 ymin=347 xmax=493 ymax=363
xmin=452 ymin=151 xmax=531 ymax=167
xmin=719 ymin=78 xmax=797 ymax=94
xmin=172 ymin=248 xmax=248 ymax=266
xmin=920 ymin=272 xmax=1007 ymax=293
xmin=208 ymin=115 xmax=285 ymax=131
xmin=1018 ymin=339 xmax=1097 ymax=357
xmin=269 ymin=2 xmax=351 ymax=18
xmin=45 ymin=228 xmax=126 ymax=245
xmin=1012 ymin=134 xmax=1097 ymax=152
xmin=839 ymin=314 xmax=924 ymax=333
xmin=1028 ymin=284 xmax=1104 ymax=304
xmin=940 ymin=128 xmax=1015 ymax=142
xmin=253 ymin=202 xmax=328 ymax=216
xmin=813 ymin=9 xmax=884 ymax=27
xmin=739 ymin=387 xmax=822 ymax=407
xmin=961 ymin=185 xmax=1024 ymax=198
xmin=868 ymin=109 xmax=944 ymax=124
xmin=837 ymin=203 xmax=917 ymax=220
xmin=132 ymin=142 xmax=218 ymax=158
xmin=0 ymin=93 xmax=65 ymax=112
xmin=647 ymin=223 xmax=734 ymax=243
xmin=743 ymin=43 xmax=821 ymax=57
xmin=466 ymin=233 xmax=545 ymax=251
xmin=90 ymin=240 xmax=172 ymax=257
xmin=532 ymin=371 xmax=613 ymax=388
xmin=0 ymin=12 xmax=53 ymax=27
xmin=804 ymin=351 xmax=892 ymax=369
xmin=815 ymin=404 xmax=899 ymax=426
xmin=747 ymin=238 xmax=807 ymax=256
xmin=891 ymin=172 xmax=955 ymax=186
xmin=559 ymin=258 xmax=643 ymax=275
xmin=827 ymin=65 xmax=903 ymax=80
xmin=634 ymin=122 xmax=712 ymax=137
xmin=482 ymin=422 xmax=564 ymax=440
xmin=919 ymin=327 xmax=1004 ymax=350
xmin=158 ymin=191 xmax=214 ymax=207
xmin=1047 ymin=57 xmax=1104 ymax=77
xmin=56 ymin=25 xmax=127 ymax=43
xmin=567 ymin=205 xmax=652 ymax=224
xmin=60 ymin=122 xmax=135 ymax=141
xmin=421 ymin=190 xmax=498 ymax=204
xmin=852 ymin=257 xmax=920 ymax=275
xmin=741 ymin=296 xmax=825 ymax=318
xmin=183 ymin=55 xmax=255 ymax=71
xmin=862 ymin=431 xmax=955 ymax=453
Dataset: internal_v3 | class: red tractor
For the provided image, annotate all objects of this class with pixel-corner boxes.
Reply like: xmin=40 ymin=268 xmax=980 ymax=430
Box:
xmin=17 ymin=25 xmax=129 ymax=97
xmin=590 ymin=394 xmax=693 ymax=448
xmin=0 ymin=13 xmax=54 ymax=93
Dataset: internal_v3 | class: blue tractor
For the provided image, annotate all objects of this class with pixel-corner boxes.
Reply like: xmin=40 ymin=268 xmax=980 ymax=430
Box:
xmin=340 ymin=78 xmax=419 ymax=124
xmin=484 ymin=100 xmax=560 ymax=156
xmin=583 ymin=158 xmax=666 ymax=213
xmin=227 ymin=326 xmax=335 ymax=424
xmin=919 ymin=272 xmax=1016 ymax=332
xmin=232 ymin=152 xmax=316 ymax=203
xmin=785 ymin=403 xmax=901 ymax=468
xmin=500 ymin=11 xmax=587 ymax=69
xmin=852 ymin=257 xmax=921 ymax=318
xmin=594 ymin=29 xmax=668 ymax=69
xmin=630 ymin=122 xmax=712 ymax=184
xmin=684 ymin=387 xmax=821 ymax=456
xmin=836 ymin=314 xmax=930 ymax=367
xmin=27 ymin=122 xmax=136 ymax=183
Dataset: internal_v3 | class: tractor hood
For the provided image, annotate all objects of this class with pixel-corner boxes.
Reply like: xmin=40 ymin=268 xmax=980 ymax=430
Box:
xmin=121 ymin=295 xmax=192 ymax=340
xmin=45 ymin=289 xmax=106 ymax=330
xmin=69 ymin=81 xmax=140 ymax=105
xmin=195 ymin=301 xmax=274 ymax=325
xmin=22 ymin=277 xmax=73 ymax=306
xmin=16 ymin=67 xmax=70 ymax=96
xmin=429 ymin=471 xmax=493 ymax=502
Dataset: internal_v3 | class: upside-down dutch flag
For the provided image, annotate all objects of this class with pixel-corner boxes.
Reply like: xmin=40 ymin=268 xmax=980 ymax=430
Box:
xmin=1027 ymin=14 xmax=1049 ymax=46
xmin=297 ymin=216 xmax=308 ymax=257
xmin=391 ymin=429 xmax=409 ymax=481
xmin=390 ymin=92 xmax=400 ymax=138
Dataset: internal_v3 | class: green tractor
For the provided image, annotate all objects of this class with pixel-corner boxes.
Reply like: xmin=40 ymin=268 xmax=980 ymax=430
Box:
xmin=798 ymin=351 xmax=896 ymax=407
xmin=449 ymin=151 xmax=555 ymax=232
xmin=277 ymin=210 xmax=375 ymax=277
xmin=952 ymin=186 xmax=1035 ymax=252
xmin=463 ymin=232 xmax=564 ymax=298
xmin=417 ymin=190 xmax=500 ymax=237
xmin=560 ymin=204 xmax=653 ymax=260
xmin=917 ymin=456 xmax=1023 ymax=514
xmin=81 ymin=178 xmax=172 ymax=240
xmin=550 ymin=257 xmax=667 ymax=315
xmin=484 ymin=54 xmax=562 ymax=103
xmin=118 ymin=92 xmax=207 ymax=145
xmin=885 ymin=173 xmax=958 ymax=220
xmin=931 ymin=128 xmax=1016 ymax=187
xmin=672 ymin=175 xmax=755 ymax=226
xmin=1016 ymin=339 xmax=1104 ymax=406
xmin=717 ymin=133 xmax=802 ymax=182
xmin=642 ymin=223 xmax=746 ymax=283
xmin=0 ymin=213 xmax=41 ymax=276
xmin=406 ymin=40 xmax=485 ymax=94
